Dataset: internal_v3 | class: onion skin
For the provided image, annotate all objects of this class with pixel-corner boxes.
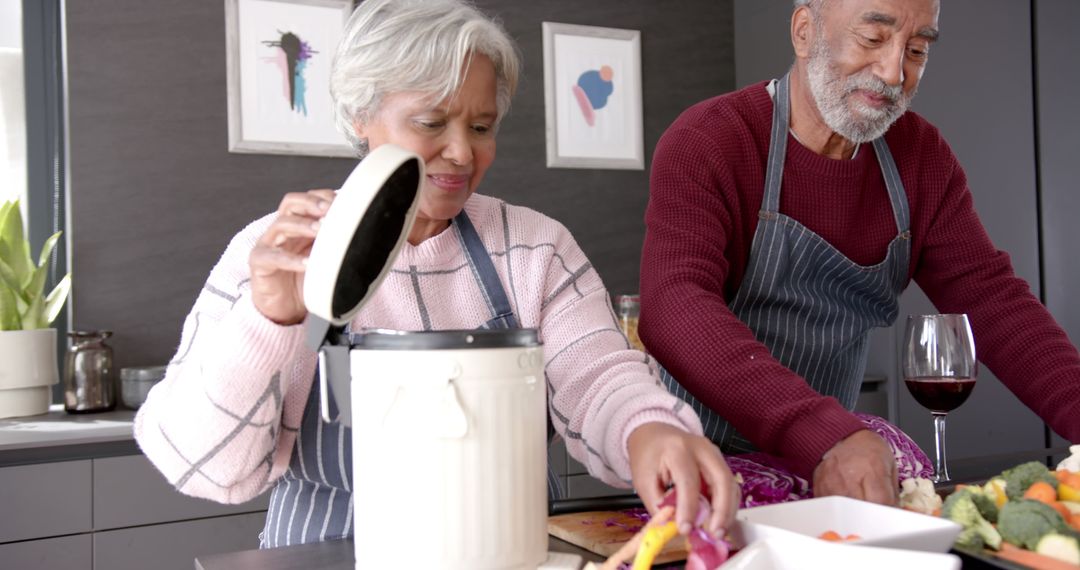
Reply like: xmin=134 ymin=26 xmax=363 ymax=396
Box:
xmin=655 ymin=489 xmax=731 ymax=569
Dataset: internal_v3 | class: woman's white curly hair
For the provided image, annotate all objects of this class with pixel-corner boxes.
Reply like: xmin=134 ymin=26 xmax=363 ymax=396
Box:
xmin=329 ymin=0 xmax=521 ymax=157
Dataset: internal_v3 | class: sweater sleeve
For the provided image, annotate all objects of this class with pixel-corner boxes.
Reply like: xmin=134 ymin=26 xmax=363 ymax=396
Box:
xmin=639 ymin=125 xmax=865 ymax=481
xmin=539 ymin=226 xmax=705 ymax=489
xmin=134 ymin=213 xmax=316 ymax=504
xmin=913 ymin=146 xmax=1080 ymax=443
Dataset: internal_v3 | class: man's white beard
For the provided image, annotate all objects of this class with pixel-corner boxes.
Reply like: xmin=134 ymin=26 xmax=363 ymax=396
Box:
xmin=805 ymin=33 xmax=913 ymax=143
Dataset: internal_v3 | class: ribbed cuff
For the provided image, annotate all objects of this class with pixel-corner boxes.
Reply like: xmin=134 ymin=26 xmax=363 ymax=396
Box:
xmin=781 ymin=402 xmax=866 ymax=481
xmin=617 ymin=406 xmax=704 ymax=478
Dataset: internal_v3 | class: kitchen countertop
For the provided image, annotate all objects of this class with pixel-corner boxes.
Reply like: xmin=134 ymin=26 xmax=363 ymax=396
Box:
xmin=195 ymin=536 xmax=604 ymax=570
xmin=193 ymin=531 xmax=1018 ymax=570
xmin=0 ymin=404 xmax=139 ymax=466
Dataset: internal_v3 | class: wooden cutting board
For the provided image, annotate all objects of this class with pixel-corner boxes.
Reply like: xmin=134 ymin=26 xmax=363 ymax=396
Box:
xmin=548 ymin=511 xmax=690 ymax=564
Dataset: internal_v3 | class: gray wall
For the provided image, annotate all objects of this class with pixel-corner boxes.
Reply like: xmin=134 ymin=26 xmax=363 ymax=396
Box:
xmin=733 ymin=0 xmax=1069 ymax=466
xmin=64 ymin=0 xmax=734 ymax=369
xmin=1036 ymin=0 xmax=1080 ymax=449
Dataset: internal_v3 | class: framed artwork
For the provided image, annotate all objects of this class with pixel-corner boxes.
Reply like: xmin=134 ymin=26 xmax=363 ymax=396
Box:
xmin=542 ymin=22 xmax=644 ymax=170
xmin=226 ymin=0 xmax=355 ymax=157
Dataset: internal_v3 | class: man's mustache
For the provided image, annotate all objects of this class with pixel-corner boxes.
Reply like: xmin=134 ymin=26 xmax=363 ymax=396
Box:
xmin=844 ymin=74 xmax=903 ymax=105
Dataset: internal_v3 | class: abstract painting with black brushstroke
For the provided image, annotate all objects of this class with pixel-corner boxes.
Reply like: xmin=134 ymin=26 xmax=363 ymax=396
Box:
xmin=228 ymin=0 xmax=353 ymax=156
xmin=262 ymin=31 xmax=318 ymax=116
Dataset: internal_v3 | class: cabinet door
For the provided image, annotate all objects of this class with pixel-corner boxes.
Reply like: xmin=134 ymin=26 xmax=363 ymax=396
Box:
xmin=0 ymin=460 xmax=92 ymax=543
xmin=93 ymin=512 xmax=266 ymax=570
xmin=93 ymin=454 xmax=269 ymax=530
xmin=0 ymin=534 xmax=92 ymax=570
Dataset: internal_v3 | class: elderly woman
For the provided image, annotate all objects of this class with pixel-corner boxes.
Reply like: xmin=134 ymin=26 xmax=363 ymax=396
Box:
xmin=135 ymin=0 xmax=735 ymax=549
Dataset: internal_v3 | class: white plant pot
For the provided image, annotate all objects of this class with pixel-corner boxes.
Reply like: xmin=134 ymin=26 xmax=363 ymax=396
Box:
xmin=0 ymin=329 xmax=59 ymax=419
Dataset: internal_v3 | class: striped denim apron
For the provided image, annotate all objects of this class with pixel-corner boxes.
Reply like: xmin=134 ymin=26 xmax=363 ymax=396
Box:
xmin=261 ymin=210 xmax=560 ymax=548
xmin=660 ymin=73 xmax=911 ymax=453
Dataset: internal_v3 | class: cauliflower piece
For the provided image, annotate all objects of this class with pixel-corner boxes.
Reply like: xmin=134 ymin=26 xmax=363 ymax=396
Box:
xmin=1057 ymin=444 xmax=1080 ymax=473
xmin=899 ymin=477 xmax=942 ymax=515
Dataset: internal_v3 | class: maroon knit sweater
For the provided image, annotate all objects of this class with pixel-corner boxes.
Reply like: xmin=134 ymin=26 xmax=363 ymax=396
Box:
xmin=640 ymin=81 xmax=1080 ymax=480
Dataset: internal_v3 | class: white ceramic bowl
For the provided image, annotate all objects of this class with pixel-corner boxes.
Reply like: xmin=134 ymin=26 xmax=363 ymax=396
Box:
xmin=733 ymin=495 xmax=962 ymax=553
xmin=723 ymin=532 xmax=962 ymax=570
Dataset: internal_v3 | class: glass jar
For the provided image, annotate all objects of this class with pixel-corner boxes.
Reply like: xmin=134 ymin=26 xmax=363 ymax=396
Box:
xmin=64 ymin=330 xmax=116 ymax=413
xmin=614 ymin=294 xmax=647 ymax=352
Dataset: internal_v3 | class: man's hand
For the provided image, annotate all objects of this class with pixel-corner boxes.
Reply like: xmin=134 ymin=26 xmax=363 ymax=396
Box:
xmin=812 ymin=429 xmax=898 ymax=505
xmin=627 ymin=422 xmax=739 ymax=538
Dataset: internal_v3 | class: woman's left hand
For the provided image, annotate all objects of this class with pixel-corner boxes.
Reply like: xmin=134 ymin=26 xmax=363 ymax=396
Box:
xmin=627 ymin=422 xmax=738 ymax=538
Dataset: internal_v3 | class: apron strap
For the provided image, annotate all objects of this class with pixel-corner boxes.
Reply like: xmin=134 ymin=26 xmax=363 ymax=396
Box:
xmin=762 ymin=74 xmax=793 ymax=214
xmin=453 ymin=210 xmax=519 ymax=327
xmin=871 ymin=137 xmax=911 ymax=235
xmin=452 ymin=210 xmax=559 ymax=497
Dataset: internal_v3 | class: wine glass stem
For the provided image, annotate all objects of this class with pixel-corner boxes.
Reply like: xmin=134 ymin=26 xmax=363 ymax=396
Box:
xmin=932 ymin=412 xmax=949 ymax=483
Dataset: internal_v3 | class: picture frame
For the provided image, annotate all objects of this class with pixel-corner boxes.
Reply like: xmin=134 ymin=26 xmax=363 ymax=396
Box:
xmin=542 ymin=22 xmax=644 ymax=170
xmin=225 ymin=0 xmax=355 ymax=157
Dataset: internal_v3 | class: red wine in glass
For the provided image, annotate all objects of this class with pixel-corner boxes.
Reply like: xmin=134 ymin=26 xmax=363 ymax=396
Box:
xmin=904 ymin=377 xmax=977 ymax=413
xmin=902 ymin=314 xmax=978 ymax=483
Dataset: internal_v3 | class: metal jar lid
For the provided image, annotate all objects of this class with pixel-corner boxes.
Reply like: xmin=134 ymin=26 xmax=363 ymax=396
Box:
xmin=350 ymin=328 xmax=541 ymax=350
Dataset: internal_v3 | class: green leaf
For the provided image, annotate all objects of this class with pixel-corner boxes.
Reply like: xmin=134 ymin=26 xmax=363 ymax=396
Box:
xmin=37 ymin=231 xmax=61 ymax=270
xmin=0 ymin=201 xmax=69 ymax=330
xmin=25 ymin=263 xmax=48 ymax=308
xmin=0 ymin=227 xmax=31 ymax=290
xmin=0 ymin=200 xmax=27 ymax=256
xmin=43 ymin=273 xmax=71 ymax=326
xmin=0 ymin=257 xmax=23 ymax=301
xmin=0 ymin=285 xmax=21 ymax=331
xmin=0 ymin=202 xmax=12 ymax=233
xmin=20 ymin=292 xmax=43 ymax=330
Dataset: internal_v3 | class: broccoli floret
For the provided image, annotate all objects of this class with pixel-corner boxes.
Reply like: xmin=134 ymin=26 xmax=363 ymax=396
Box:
xmin=942 ymin=491 xmax=1003 ymax=550
xmin=953 ymin=486 xmax=1001 ymax=523
xmin=998 ymin=499 xmax=1072 ymax=550
xmin=954 ymin=527 xmax=986 ymax=551
xmin=1001 ymin=461 xmax=1058 ymax=501
xmin=971 ymin=492 xmax=999 ymax=523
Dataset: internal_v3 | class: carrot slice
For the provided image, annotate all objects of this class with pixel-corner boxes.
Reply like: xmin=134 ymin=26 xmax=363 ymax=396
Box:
xmin=1025 ymin=481 xmax=1059 ymax=504
xmin=1069 ymin=513 xmax=1080 ymax=532
xmin=996 ymin=543 xmax=1079 ymax=570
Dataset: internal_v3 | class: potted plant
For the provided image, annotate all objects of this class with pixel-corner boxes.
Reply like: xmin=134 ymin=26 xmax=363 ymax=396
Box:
xmin=0 ymin=200 xmax=71 ymax=418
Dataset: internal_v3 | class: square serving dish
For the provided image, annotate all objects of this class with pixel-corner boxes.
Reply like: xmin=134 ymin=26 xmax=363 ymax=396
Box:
xmin=732 ymin=495 xmax=962 ymax=553
xmin=723 ymin=532 xmax=962 ymax=570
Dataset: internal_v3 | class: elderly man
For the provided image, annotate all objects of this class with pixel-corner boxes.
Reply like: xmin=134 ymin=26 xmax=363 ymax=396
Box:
xmin=640 ymin=0 xmax=1080 ymax=505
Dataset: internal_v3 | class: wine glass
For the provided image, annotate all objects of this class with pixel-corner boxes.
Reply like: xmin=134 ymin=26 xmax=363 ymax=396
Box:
xmin=902 ymin=314 xmax=978 ymax=483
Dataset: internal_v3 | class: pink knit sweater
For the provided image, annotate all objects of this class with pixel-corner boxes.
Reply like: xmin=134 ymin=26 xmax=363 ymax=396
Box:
xmin=135 ymin=193 xmax=703 ymax=503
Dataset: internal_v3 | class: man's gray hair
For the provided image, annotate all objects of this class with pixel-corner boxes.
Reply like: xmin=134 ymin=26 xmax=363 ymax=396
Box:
xmin=793 ymin=0 xmax=822 ymax=12
xmin=330 ymin=0 xmax=521 ymax=156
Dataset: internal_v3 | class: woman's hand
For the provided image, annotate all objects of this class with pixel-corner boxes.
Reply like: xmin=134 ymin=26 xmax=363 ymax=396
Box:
xmin=812 ymin=429 xmax=898 ymax=506
xmin=627 ymin=422 xmax=738 ymax=538
xmin=249 ymin=190 xmax=335 ymax=325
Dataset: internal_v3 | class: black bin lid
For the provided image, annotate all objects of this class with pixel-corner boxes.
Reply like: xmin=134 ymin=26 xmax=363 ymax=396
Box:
xmin=349 ymin=328 xmax=541 ymax=350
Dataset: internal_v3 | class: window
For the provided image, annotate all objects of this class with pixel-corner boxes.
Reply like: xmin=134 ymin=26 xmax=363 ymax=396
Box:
xmin=11 ymin=0 xmax=69 ymax=398
xmin=0 ymin=0 xmax=26 ymax=207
